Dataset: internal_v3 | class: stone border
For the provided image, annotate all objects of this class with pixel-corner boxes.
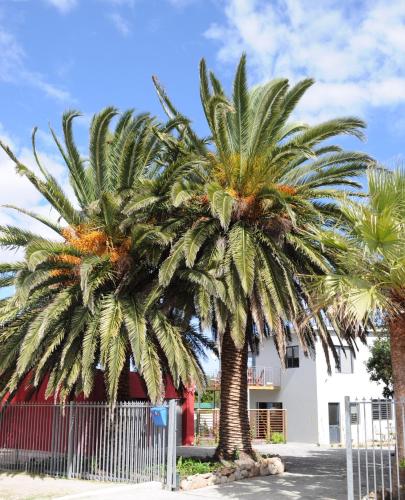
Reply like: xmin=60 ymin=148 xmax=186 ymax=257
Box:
xmin=180 ymin=456 xmax=285 ymax=491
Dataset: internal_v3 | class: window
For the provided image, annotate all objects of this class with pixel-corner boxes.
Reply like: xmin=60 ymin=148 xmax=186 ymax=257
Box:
xmin=257 ymin=402 xmax=283 ymax=409
xmin=350 ymin=403 xmax=360 ymax=425
xmin=248 ymin=353 xmax=256 ymax=368
xmin=286 ymin=346 xmax=299 ymax=368
xmin=372 ymin=400 xmax=393 ymax=421
xmin=335 ymin=346 xmax=353 ymax=374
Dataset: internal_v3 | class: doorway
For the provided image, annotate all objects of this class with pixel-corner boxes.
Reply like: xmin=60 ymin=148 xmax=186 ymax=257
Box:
xmin=328 ymin=402 xmax=341 ymax=444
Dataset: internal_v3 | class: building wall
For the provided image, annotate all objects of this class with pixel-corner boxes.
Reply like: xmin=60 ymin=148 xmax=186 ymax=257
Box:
xmin=253 ymin=334 xmax=386 ymax=444
xmin=4 ymin=370 xmax=194 ymax=446
xmin=252 ymin=337 xmax=319 ymax=443
xmin=314 ymin=335 xmax=385 ymax=445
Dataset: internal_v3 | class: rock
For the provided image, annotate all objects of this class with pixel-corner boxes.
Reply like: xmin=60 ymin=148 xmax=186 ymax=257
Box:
xmin=253 ymin=464 xmax=261 ymax=475
xmin=362 ymin=490 xmax=391 ymax=500
xmin=234 ymin=469 xmax=242 ymax=480
xmin=180 ymin=456 xmax=284 ymax=491
xmin=180 ymin=479 xmax=192 ymax=491
xmin=220 ymin=466 xmax=235 ymax=476
xmin=267 ymin=457 xmax=285 ymax=475
xmin=190 ymin=476 xmax=210 ymax=490
xmin=235 ymin=458 xmax=255 ymax=470
xmin=207 ymin=475 xmax=219 ymax=486
xmin=260 ymin=464 xmax=269 ymax=476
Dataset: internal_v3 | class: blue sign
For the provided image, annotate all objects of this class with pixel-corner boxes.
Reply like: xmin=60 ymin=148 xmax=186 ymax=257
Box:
xmin=151 ymin=406 xmax=168 ymax=427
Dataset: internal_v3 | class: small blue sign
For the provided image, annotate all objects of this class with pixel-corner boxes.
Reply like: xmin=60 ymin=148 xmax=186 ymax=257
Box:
xmin=151 ymin=406 xmax=168 ymax=427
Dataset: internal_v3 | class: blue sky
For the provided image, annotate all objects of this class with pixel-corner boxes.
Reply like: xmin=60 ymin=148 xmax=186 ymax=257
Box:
xmin=0 ymin=0 xmax=404 ymax=359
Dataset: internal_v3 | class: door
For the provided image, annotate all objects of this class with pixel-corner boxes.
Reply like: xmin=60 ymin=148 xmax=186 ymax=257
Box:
xmin=328 ymin=403 xmax=341 ymax=443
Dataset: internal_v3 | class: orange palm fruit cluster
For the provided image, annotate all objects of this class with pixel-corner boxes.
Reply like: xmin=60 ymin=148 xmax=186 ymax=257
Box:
xmin=275 ymin=184 xmax=297 ymax=196
xmin=51 ymin=226 xmax=132 ymax=279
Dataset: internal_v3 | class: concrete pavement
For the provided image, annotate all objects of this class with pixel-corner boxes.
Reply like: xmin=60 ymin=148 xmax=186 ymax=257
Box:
xmin=57 ymin=444 xmax=348 ymax=500
xmin=0 ymin=444 xmax=347 ymax=499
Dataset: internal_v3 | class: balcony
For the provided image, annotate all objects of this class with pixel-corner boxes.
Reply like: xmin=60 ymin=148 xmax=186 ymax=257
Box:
xmin=207 ymin=366 xmax=280 ymax=390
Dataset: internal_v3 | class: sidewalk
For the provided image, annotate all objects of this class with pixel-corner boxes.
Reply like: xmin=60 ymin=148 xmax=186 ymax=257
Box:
xmin=0 ymin=444 xmax=347 ymax=500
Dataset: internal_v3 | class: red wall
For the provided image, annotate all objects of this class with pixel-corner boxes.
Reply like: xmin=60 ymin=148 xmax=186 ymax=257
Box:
xmin=2 ymin=370 xmax=195 ymax=446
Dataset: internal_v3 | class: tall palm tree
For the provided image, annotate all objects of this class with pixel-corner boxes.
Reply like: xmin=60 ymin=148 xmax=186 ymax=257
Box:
xmin=314 ymin=167 xmax=405 ymax=485
xmin=151 ymin=55 xmax=372 ymax=459
xmin=0 ymin=108 xmax=213 ymax=403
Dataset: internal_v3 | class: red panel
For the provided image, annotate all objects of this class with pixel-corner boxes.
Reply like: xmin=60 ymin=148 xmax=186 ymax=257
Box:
xmin=3 ymin=370 xmax=184 ymax=402
xmin=181 ymin=388 xmax=195 ymax=445
xmin=1 ymin=370 xmax=195 ymax=452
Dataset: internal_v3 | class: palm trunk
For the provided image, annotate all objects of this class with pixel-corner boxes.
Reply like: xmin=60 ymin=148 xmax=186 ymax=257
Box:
xmin=214 ymin=327 xmax=254 ymax=460
xmin=390 ymin=313 xmax=405 ymax=493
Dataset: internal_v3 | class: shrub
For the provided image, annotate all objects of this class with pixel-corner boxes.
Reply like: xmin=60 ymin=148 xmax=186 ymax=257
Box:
xmin=176 ymin=457 xmax=220 ymax=477
xmin=271 ymin=432 xmax=285 ymax=444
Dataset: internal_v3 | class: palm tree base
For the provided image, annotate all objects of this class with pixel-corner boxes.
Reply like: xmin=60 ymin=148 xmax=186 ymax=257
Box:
xmin=214 ymin=329 xmax=255 ymax=461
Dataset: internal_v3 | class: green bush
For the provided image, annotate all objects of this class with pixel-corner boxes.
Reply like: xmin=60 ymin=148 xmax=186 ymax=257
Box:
xmin=400 ymin=457 xmax=405 ymax=469
xmin=176 ymin=457 xmax=220 ymax=477
xmin=270 ymin=432 xmax=285 ymax=444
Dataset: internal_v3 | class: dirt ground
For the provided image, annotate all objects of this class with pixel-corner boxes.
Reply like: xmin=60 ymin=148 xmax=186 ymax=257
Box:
xmin=0 ymin=473 xmax=128 ymax=500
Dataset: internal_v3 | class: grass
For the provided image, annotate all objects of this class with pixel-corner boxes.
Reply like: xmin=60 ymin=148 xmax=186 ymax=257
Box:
xmin=176 ymin=456 xmax=221 ymax=478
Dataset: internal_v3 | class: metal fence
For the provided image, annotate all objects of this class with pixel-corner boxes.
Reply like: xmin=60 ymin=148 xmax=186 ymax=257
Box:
xmin=345 ymin=396 xmax=405 ymax=499
xmin=195 ymin=408 xmax=287 ymax=445
xmin=0 ymin=400 xmax=177 ymax=489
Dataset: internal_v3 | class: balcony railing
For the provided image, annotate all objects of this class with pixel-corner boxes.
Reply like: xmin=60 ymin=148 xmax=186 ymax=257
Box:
xmin=208 ymin=366 xmax=280 ymax=389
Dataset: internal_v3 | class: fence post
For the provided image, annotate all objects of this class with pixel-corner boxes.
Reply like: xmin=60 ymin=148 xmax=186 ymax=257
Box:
xmin=166 ymin=399 xmax=177 ymax=490
xmin=345 ymin=396 xmax=354 ymax=500
xmin=66 ymin=402 xmax=75 ymax=479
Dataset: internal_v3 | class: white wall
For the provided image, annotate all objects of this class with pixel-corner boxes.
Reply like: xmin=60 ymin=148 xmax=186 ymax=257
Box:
xmin=252 ymin=334 xmax=386 ymax=444
xmin=252 ymin=337 xmax=319 ymax=442
xmin=315 ymin=335 xmax=386 ymax=445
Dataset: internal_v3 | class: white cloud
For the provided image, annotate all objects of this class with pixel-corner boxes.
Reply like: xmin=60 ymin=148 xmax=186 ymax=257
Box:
xmin=44 ymin=0 xmax=78 ymax=13
xmin=0 ymin=124 xmax=69 ymax=262
xmin=22 ymin=70 xmax=72 ymax=101
xmin=108 ymin=12 xmax=131 ymax=36
xmin=205 ymin=0 xmax=405 ymax=120
xmin=0 ymin=25 xmax=72 ymax=102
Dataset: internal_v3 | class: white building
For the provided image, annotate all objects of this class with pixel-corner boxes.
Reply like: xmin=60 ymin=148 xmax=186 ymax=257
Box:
xmin=248 ymin=334 xmax=390 ymax=445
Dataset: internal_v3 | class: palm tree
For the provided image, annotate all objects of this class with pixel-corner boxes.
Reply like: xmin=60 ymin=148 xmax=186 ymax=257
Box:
xmin=0 ymin=108 xmax=213 ymax=403
xmin=314 ymin=167 xmax=405 ymax=485
xmin=151 ymin=55 xmax=372 ymax=459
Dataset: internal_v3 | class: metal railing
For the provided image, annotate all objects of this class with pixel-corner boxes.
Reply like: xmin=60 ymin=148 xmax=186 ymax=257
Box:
xmin=0 ymin=401 xmax=177 ymax=488
xmin=208 ymin=366 xmax=281 ymax=389
xmin=194 ymin=408 xmax=287 ymax=445
xmin=345 ymin=396 xmax=405 ymax=499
